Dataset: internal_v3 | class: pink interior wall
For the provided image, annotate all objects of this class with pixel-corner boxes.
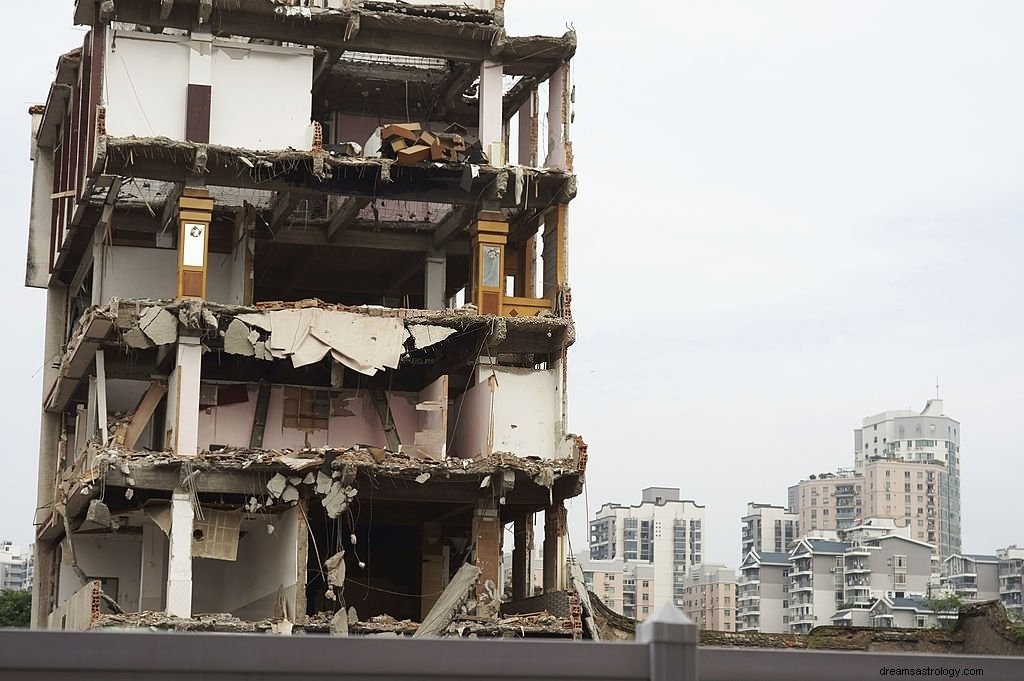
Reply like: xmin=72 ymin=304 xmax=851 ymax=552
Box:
xmin=450 ymin=377 xmax=493 ymax=459
xmin=197 ymin=384 xmax=419 ymax=451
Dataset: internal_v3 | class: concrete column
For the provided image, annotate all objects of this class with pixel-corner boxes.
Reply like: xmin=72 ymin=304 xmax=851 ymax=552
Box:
xmin=32 ymin=285 xmax=68 ymax=627
xmin=512 ymin=515 xmax=533 ymax=601
xmin=543 ymin=502 xmax=566 ymax=593
xmin=166 ymin=488 xmax=194 ymax=618
xmin=424 ymin=251 xmax=447 ymax=310
xmin=473 ymin=499 xmax=501 ymax=618
xmin=517 ymin=90 xmax=538 ymax=167
xmin=26 ymin=131 xmax=55 ymax=289
xmin=168 ymin=337 xmax=202 ymax=456
xmin=188 ymin=32 xmax=214 ymax=85
xmin=545 ymin=62 xmax=572 ymax=171
xmin=478 ymin=60 xmax=505 ymax=166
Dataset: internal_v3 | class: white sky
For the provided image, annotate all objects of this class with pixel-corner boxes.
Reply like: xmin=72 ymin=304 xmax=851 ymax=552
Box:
xmin=1 ymin=1 xmax=1022 ymax=570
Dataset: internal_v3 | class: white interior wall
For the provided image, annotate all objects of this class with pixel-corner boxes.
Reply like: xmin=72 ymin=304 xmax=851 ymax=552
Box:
xmin=210 ymin=43 xmax=313 ymax=150
xmin=191 ymin=511 xmax=298 ymax=619
xmin=98 ymin=245 xmax=234 ymax=304
xmin=484 ymin=365 xmax=563 ymax=459
xmin=58 ymin=534 xmax=143 ymax=613
xmin=105 ymin=32 xmax=313 ymax=150
xmin=105 ymin=32 xmax=191 ymax=139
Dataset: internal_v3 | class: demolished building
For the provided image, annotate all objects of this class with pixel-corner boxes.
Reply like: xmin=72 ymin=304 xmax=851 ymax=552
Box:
xmin=26 ymin=0 xmax=587 ymax=638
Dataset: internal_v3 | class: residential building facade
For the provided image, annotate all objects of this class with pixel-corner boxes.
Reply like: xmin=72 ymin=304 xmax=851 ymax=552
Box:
xmin=998 ymin=545 xmax=1024 ymax=616
xmin=681 ymin=564 xmax=738 ymax=631
xmin=788 ymin=539 xmax=846 ymax=634
xmin=941 ymin=554 xmax=1000 ymax=603
xmin=737 ymin=550 xmax=790 ymax=633
xmin=0 ymin=542 xmax=33 ymax=591
xmin=741 ymin=503 xmax=798 ymax=558
xmin=590 ymin=488 xmax=705 ymax=610
xmin=27 ymin=0 xmax=584 ymax=634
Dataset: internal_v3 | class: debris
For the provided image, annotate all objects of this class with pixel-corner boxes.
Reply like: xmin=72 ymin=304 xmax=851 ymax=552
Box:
xmin=480 ymin=475 xmax=491 ymax=489
xmin=329 ymin=609 xmax=349 ymax=636
xmin=138 ymin=307 xmax=177 ymax=345
xmin=125 ymin=488 xmax=134 ymax=500
xmin=315 ymin=471 xmax=332 ymax=495
xmin=82 ymin=500 xmax=113 ymax=531
xmin=223 ymin=319 xmax=256 ymax=357
xmin=266 ymin=473 xmax=288 ymax=498
xmin=191 ymin=509 xmax=242 ymax=561
xmin=412 ymin=563 xmax=482 ymax=638
xmin=409 ymin=325 xmax=457 ymax=350
xmin=281 ymin=485 xmax=299 ymax=503
xmin=415 ymin=473 xmax=431 ymax=484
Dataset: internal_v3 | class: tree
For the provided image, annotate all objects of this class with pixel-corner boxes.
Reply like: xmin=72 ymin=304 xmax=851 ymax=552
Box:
xmin=0 ymin=589 xmax=32 ymax=628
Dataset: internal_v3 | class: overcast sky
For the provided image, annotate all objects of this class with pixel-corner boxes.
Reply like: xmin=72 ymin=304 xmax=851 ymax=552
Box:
xmin=2 ymin=1 xmax=1022 ymax=570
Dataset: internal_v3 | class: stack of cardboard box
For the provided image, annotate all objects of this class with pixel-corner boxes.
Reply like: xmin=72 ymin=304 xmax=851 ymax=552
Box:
xmin=380 ymin=122 xmax=472 ymax=165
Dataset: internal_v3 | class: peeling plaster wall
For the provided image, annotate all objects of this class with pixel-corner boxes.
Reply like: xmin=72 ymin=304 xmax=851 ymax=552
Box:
xmin=197 ymin=385 xmax=418 ymax=451
xmin=487 ymin=365 xmax=563 ymax=459
xmin=105 ymin=32 xmax=313 ymax=150
xmin=191 ymin=512 xmax=298 ymax=620
xmin=452 ymin=365 xmax=564 ymax=459
xmin=98 ymin=246 xmax=233 ymax=304
xmin=57 ymin=534 xmax=143 ymax=613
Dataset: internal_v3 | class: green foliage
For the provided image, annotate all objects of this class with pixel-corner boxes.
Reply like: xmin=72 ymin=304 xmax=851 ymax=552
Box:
xmin=0 ymin=589 xmax=31 ymax=628
xmin=923 ymin=593 xmax=963 ymax=614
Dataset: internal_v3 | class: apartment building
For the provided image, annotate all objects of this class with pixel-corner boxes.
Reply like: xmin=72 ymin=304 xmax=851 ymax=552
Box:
xmin=737 ymin=550 xmax=790 ymax=633
xmin=855 ymin=400 xmax=962 ymax=559
xmin=840 ymin=534 xmax=933 ymax=610
xmin=0 ymin=542 xmax=33 ymax=591
xmin=580 ymin=559 xmax=657 ymax=622
xmin=681 ymin=564 xmax=738 ymax=632
xmin=998 ymin=545 xmax=1024 ymax=616
xmin=788 ymin=401 xmax=961 ymax=563
xmin=788 ymin=470 xmax=860 ymax=534
xmin=941 ymin=554 xmax=1000 ymax=603
xmin=590 ymin=488 xmax=705 ymax=610
xmin=741 ymin=503 xmax=798 ymax=558
xmin=788 ymin=538 xmax=846 ymax=634
xmin=27 ymin=0 xmax=585 ymax=635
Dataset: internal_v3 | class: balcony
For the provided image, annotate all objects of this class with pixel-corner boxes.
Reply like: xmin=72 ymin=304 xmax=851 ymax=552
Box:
xmin=791 ymin=582 xmax=814 ymax=594
xmin=845 ymin=562 xmax=870 ymax=574
xmin=846 ymin=546 xmax=871 ymax=557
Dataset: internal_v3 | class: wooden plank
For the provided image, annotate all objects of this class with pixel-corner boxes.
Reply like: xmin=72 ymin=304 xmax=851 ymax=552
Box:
xmin=122 ymin=382 xmax=169 ymax=450
xmin=185 ymin=84 xmax=212 ymax=144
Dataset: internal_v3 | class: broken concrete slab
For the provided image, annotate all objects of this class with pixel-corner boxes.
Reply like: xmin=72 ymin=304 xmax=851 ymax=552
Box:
xmin=266 ymin=473 xmax=288 ymax=498
xmin=138 ymin=307 xmax=178 ymax=345
xmin=223 ymin=318 xmax=256 ymax=357
xmin=409 ymin=324 xmax=457 ymax=350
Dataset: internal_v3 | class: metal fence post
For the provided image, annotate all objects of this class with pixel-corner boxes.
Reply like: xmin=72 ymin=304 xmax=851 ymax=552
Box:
xmin=637 ymin=603 xmax=699 ymax=681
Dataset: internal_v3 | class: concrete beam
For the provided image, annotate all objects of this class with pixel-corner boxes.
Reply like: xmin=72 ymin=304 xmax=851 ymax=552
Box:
xmin=325 ymin=197 xmax=371 ymax=242
xmin=431 ymin=206 xmax=472 ymax=249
